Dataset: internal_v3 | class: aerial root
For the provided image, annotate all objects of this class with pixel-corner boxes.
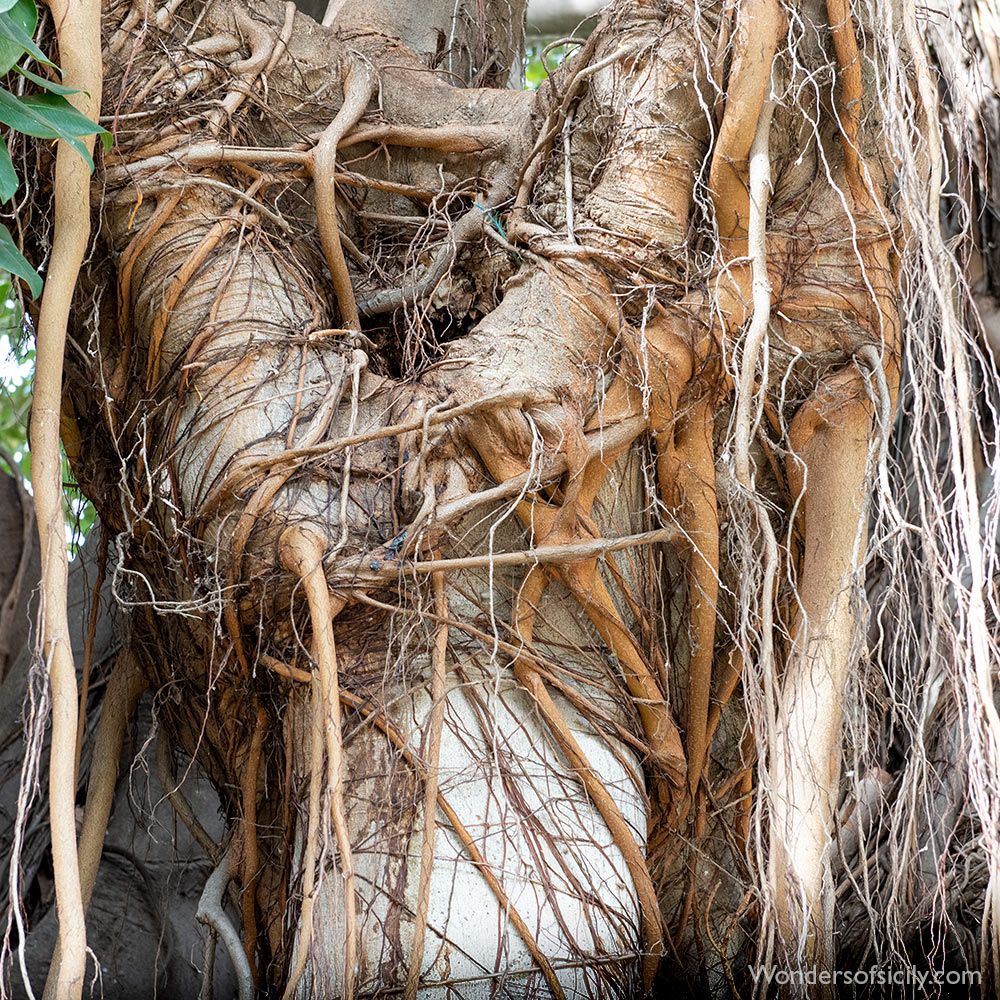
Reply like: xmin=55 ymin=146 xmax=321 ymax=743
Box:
xmin=74 ymin=530 xmax=109 ymax=779
xmin=34 ymin=3 xmax=103 ymax=996
xmin=222 ymin=377 xmax=343 ymax=672
xmin=311 ymin=54 xmax=377 ymax=331
xmin=769 ymin=364 xmax=874 ymax=970
xmin=43 ymin=650 xmax=148 ymax=1000
xmin=198 ymin=928 xmax=217 ymax=1000
xmin=145 ymin=178 xmax=263 ymax=388
xmin=661 ymin=396 xmax=719 ymax=819
xmin=280 ymin=668 xmax=325 ymax=1000
xmin=278 ymin=524 xmax=357 ymax=1000
xmin=708 ymin=0 xmax=786 ymax=256
xmin=466 ymin=400 xmax=687 ymax=798
xmin=403 ymin=571 xmax=448 ymax=1000
xmin=197 ymin=839 xmax=254 ymax=1000
xmin=203 ymin=5 xmax=295 ymax=134
xmin=156 ymin=730 xmax=222 ymax=863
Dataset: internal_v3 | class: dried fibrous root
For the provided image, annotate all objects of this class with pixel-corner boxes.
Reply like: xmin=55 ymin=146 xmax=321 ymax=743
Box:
xmin=241 ymin=705 xmax=269 ymax=987
xmin=278 ymin=524 xmax=357 ymax=1000
xmin=768 ymin=363 xmax=875 ymax=972
xmin=403 ymin=571 xmax=448 ymax=1000
xmin=511 ymin=567 xmax=662 ymax=992
xmin=311 ymin=54 xmax=377 ymax=331
xmin=197 ymin=839 xmax=254 ymax=1000
xmin=43 ymin=651 xmax=147 ymax=1000
xmin=34 ymin=3 xmax=102 ymax=998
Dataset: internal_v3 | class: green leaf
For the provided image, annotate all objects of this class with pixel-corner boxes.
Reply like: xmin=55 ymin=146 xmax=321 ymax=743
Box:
xmin=19 ymin=93 xmax=105 ymax=137
xmin=0 ymin=90 xmax=108 ymax=169
xmin=14 ymin=64 xmax=78 ymax=96
xmin=0 ymin=224 xmax=41 ymax=299
xmin=0 ymin=1 xmax=45 ymax=77
xmin=0 ymin=140 xmax=18 ymax=201
xmin=0 ymin=0 xmax=21 ymax=13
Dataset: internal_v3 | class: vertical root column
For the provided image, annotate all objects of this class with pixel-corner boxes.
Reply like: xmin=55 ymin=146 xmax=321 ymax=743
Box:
xmin=768 ymin=367 xmax=874 ymax=971
xmin=279 ymin=525 xmax=357 ymax=1000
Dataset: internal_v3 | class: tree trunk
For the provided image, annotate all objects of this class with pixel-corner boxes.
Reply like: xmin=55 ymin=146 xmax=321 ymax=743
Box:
xmin=6 ymin=0 xmax=1000 ymax=997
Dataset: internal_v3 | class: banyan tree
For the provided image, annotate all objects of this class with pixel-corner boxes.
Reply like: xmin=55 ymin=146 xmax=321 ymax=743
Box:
xmin=1 ymin=0 xmax=999 ymax=996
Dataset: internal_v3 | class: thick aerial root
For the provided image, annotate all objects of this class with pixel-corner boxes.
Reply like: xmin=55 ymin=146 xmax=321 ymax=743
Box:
xmin=825 ymin=0 xmax=877 ymax=216
xmin=768 ymin=364 xmax=874 ymax=971
xmin=708 ymin=0 xmax=786 ymax=255
xmin=668 ymin=398 xmax=719 ymax=811
xmin=34 ymin=3 xmax=103 ymax=998
xmin=43 ymin=652 xmax=147 ymax=1000
xmin=312 ymin=56 xmax=376 ymax=331
xmin=403 ymin=572 xmax=448 ymax=1000
xmin=279 ymin=524 xmax=357 ymax=1000
xmin=512 ymin=567 xmax=663 ymax=991
xmin=197 ymin=840 xmax=254 ymax=1000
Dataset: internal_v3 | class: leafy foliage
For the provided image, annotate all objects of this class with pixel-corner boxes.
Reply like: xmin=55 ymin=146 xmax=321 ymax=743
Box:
xmin=0 ymin=0 xmax=109 ymax=299
xmin=0 ymin=0 xmax=106 ymax=548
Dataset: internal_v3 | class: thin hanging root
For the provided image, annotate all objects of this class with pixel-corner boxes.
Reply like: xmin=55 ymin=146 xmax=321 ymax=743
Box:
xmin=74 ymin=530 xmax=109 ymax=780
xmin=43 ymin=652 xmax=147 ymax=1000
xmin=278 ymin=525 xmax=357 ymax=1000
xmin=312 ymin=56 xmax=376 ymax=330
xmin=403 ymin=572 xmax=448 ymax=1000
xmin=34 ymin=4 xmax=102 ymax=998
xmin=241 ymin=706 xmax=269 ymax=987
xmin=512 ymin=568 xmax=662 ymax=992
xmin=156 ymin=731 xmax=222 ymax=863
xmin=768 ymin=364 xmax=874 ymax=968
xmin=280 ymin=671 xmax=326 ymax=1000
